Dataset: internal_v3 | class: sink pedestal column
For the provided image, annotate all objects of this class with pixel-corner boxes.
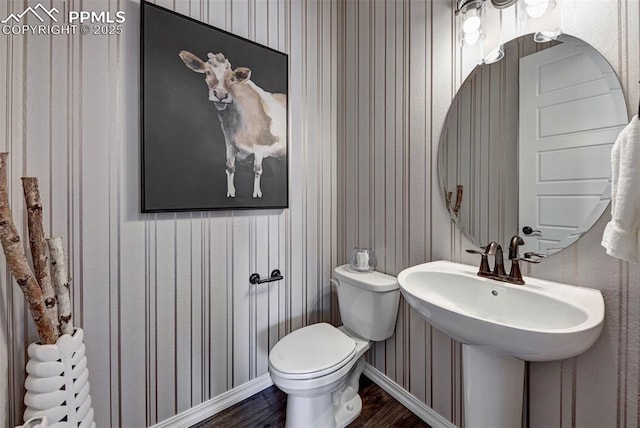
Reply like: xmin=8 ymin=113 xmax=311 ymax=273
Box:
xmin=462 ymin=344 xmax=524 ymax=428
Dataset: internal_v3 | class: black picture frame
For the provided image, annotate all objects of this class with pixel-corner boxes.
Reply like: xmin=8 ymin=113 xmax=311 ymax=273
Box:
xmin=141 ymin=2 xmax=289 ymax=212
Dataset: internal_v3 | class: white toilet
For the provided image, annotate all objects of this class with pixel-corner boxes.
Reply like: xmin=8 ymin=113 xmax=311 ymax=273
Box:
xmin=268 ymin=265 xmax=400 ymax=428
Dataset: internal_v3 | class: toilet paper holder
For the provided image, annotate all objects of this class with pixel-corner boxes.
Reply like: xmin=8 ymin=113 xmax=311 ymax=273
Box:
xmin=249 ymin=269 xmax=283 ymax=284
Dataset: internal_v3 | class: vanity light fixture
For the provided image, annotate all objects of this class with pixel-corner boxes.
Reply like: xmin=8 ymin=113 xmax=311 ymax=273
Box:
xmin=456 ymin=0 xmax=486 ymax=46
xmin=522 ymin=0 xmax=556 ymax=19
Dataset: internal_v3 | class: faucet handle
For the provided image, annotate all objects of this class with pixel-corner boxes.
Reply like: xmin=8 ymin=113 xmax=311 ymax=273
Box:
xmin=465 ymin=249 xmax=491 ymax=276
xmin=512 ymin=257 xmax=542 ymax=264
xmin=508 ymin=249 xmax=544 ymax=285
xmin=512 ymin=252 xmax=547 ymax=264
xmin=524 ymin=251 xmax=547 ymax=259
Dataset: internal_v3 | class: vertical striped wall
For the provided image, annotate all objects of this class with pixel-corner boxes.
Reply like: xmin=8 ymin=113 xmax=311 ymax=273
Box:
xmin=338 ymin=0 xmax=640 ymax=427
xmin=338 ymin=0 xmax=465 ymax=424
xmin=0 ymin=0 xmax=338 ymax=426
xmin=524 ymin=2 xmax=640 ymax=426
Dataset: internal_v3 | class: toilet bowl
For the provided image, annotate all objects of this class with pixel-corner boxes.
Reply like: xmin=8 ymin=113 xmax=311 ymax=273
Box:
xmin=268 ymin=265 xmax=400 ymax=428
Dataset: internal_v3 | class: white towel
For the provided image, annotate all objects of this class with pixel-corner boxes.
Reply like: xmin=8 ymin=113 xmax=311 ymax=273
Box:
xmin=602 ymin=115 xmax=640 ymax=263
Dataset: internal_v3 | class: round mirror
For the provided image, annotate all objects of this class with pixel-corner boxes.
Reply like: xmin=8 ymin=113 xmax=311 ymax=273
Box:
xmin=438 ymin=33 xmax=628 ymax=255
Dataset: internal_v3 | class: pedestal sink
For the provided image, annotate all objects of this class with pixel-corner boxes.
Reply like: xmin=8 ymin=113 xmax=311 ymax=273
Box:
xmin=397 ymin=261 xmax=605 ymax=427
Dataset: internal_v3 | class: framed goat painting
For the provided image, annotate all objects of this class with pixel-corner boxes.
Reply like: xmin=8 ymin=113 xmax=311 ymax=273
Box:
xmin=141 ymin=2 xmax=289 ymax=212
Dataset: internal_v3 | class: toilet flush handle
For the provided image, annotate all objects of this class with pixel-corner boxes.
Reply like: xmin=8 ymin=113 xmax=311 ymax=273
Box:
xmin=330 ymin=279 xmax=339 ymax=288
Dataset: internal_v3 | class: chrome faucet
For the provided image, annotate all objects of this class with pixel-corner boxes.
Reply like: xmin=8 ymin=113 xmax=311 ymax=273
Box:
xmin=467 ymin=235 xmax=546 ymax=285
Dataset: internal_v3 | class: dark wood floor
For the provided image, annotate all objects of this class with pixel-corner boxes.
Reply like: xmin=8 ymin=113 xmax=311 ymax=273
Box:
xmin=193 ymin=376 xmax=431 ymax=428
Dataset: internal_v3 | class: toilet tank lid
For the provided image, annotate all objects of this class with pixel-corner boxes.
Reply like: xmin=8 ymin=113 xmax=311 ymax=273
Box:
xmin=334 ymin=265 xmax=398 ymax=292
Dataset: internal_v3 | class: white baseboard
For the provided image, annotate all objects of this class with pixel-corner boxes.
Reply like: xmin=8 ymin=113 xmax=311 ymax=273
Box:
xmin=151 ymin=364 xmax=455 ymax=428
xmin=150 ymin=373 xmax=274 ymax=428
xmin=362 ymin=363 xmax=457 ymax=428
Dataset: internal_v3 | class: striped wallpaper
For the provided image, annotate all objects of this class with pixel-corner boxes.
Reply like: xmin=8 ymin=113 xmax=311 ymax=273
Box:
xmin=338 ymin=0 xmax=640 ymax=427
xmin=2 ymin=0 xmax=639 ymax=427
xmin=338 ymin=0 xmax=465 ymax=423
xmin=1 ymin=0 xmax=338 ymax=426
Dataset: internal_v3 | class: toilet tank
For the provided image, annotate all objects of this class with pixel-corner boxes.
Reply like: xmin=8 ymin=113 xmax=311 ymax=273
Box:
xmin=333 ymin=265 xmax=400 ymax=341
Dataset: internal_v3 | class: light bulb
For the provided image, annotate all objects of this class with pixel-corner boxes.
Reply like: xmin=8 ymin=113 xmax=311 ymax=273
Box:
xmin=464 ymin=30 xmax=482 ymax=45
xmin=463 ymin=11 xmax=481 ymax=33
xmin=458 ymin=0 xmax=485 ymax=46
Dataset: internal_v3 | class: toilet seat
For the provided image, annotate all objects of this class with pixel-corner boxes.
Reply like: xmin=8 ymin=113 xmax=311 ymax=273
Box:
xmin=269 ymin=323 xmax=357 ymax=380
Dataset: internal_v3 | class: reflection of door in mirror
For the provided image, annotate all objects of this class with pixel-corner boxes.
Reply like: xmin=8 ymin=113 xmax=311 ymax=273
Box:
xmin=437 ymin=34 xmax=628 ymax=256
xmin=519 ymin=39 xmax=628 ymax=254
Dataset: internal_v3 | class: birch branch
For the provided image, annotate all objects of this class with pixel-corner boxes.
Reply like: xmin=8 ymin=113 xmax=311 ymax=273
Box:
xmin=47 ymin=236 xmax=73 ymax=335
xmin=0 ymin=206 xmax=57 ymax=344
xmin=22 ymin=177 xmax=59 ymax=334
xmin=0 ymin=153 xmax=9 ymax=208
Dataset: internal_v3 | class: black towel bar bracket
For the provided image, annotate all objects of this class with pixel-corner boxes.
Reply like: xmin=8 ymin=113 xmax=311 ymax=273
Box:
xmin=249 ymin=269 xmax=283 ymax=284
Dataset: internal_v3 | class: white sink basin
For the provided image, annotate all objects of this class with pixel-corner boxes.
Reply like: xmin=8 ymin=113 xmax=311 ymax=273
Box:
xmin=397 ymin=260 xmax=605 ymax=361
